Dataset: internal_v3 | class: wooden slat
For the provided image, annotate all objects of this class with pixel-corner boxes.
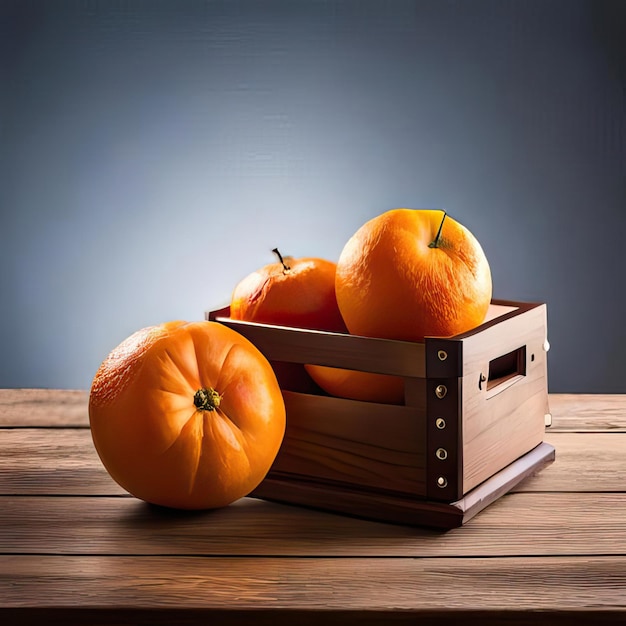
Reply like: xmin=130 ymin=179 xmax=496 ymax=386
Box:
xmin=210 ymin=312 xmax=428 ymax=377
xmin=1 ymin=429 xmax=623 ymax=495
xmin=273 ymin=390 xmax=427 ymax=495
xmin=1 ymin=493 xmax=626 ymax=557
xmin=0 ymin=428 xmax=125 ymax=495
xmin=459 ymin=303 xmax=548 ymax=492
xmin=0 ymin=389 xmax=89 ymax=427
xmin=1 ymin=555 xmax=626 ymax=619
xmin=256 ymin=442 xmax=555 ymax=530
xmin=513 ymin=431 xmax=626 ymax=492
xmin=547 ymin=394 xmax=626 ymax=431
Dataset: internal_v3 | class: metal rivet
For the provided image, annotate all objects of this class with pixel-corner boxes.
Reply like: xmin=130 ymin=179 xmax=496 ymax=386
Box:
xmin=436 ymin=447 xmax=448 ymax=460
xmin=437 ymin=350 xmax=448 ymax=361
xmin=435 ymin=418 xmax=446 ymax=430
xmin=435 ymin=384 xmax=447 ymax=399
xmin=437 ymin=476 xmax=448 ymax=488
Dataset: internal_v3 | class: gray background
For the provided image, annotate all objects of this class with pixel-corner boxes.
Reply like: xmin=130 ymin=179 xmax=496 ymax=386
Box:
xmin=2 ymin=0 xmax=625 ymax=392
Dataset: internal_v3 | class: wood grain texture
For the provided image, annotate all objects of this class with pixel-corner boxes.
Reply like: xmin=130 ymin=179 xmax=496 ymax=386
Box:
xmin=1 ymin=429 xmax=622 ymax=495
xmin=0 ymin=389 xmax=89 ymax=427
xmin=1 ymin=555 xmax=626 ymax=619
xmin=0 ymin=428 xmax=124 ymax=495
xmin=460 ymin=303 xmax=548 ymax=492
xmin=255 ymin=442 xmax=555 ymax=529
xmin=547 ymin=394 xmax=626 ymax=431
xmin=271 ymin=390 xmax=427 ymax=495
xmin=3 ymin=554 xmax=626 ymax=609
xmin=514 ymin=431 xmax=626 ymax=492
xmin=2 ymin=492 xmax=626 ymax=557
xmin=1 ymin=390 xmax=626 ymax=623
xmin=209 ymin=308 xmax=428 ymax=377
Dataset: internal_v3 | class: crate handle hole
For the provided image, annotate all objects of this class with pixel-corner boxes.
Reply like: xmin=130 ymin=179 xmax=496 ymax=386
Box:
xmin=483 ymin=345 xmax=527 ymax=398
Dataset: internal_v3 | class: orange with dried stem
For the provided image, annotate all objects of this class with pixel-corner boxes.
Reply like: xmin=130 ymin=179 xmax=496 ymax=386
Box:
xmin=89 ymin=321 xmax=286 ymax=510
xmin=335 ymin=208 xmax=492 ymax=342
xmin=230 ymin=249 xmax=403 ymax=404
xmin=230 ymin=249 xmax=346 ymax=332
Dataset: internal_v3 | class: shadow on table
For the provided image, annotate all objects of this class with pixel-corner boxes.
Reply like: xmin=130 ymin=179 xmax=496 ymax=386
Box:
xmin=111 ymin=494 xmax=449 ymax=556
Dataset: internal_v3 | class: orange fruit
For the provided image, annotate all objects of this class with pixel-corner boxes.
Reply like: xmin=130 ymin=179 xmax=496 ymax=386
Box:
xmin=89 ymin=320 xmax=286 ymax=510
xmin=230 ymin=249 xmax=347 ymax=332
xmin=335 ymin=209 xmax=492 ymax=341
xmin=304 ymin=363 xmax=404 ymax=404
xmin=230 ymin=249 xmax=402 ymax=404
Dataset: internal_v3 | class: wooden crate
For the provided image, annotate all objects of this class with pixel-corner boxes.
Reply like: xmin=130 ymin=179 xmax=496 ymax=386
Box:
xmin=207 ymin=300 xmax=555 ymax=529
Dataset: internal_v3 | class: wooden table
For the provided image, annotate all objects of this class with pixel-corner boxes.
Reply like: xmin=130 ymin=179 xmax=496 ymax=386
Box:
xmin=1 ymin=390 xmax=625 ymax=624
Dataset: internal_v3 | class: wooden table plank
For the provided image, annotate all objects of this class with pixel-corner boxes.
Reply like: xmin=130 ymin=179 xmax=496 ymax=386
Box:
xmin=2 ymin=555 xmax=626 ymax=619
xmin=0 ymin=389 xmax=89 ymax=427
xmin=513 ymin=431 xmax=626 ymax=492
xmin=2 ymin=428 xmax=624 ymax=495
xmin=2 ymin=493 xmax=625 ymax=558
xmin=547 ymin=394 xmax=626 ymax=431
xmin=0 ymin=428 xmax=125 ymax=496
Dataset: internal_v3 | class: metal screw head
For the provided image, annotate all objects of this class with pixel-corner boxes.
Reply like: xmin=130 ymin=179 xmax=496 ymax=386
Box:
xmin=435 ymin=417 xmax=446 ymax=430
xmin=435 ymin=384 xmax=447 ymax=399
xmin=437 ymin=476 xmax=448 ymax=488
xmin=437 ymin=350 xmax=448 ymax=361
xmin=436 ymin=447 xmax=448 ymax=460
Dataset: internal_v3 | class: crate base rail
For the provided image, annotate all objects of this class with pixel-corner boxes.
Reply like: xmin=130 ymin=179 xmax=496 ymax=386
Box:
xmin=252 ymin=441 xmax=555 ymax=529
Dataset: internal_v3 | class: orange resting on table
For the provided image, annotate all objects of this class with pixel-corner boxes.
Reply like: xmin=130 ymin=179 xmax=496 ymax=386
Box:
xmin=88 ymin=320 xmax=286 ymax=509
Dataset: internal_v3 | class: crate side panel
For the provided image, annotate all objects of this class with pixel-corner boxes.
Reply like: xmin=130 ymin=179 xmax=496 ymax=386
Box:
xmin=460 ymin=304 xmax=549 ymax=493
xmin=211 ymin=316 xmax=427 ymax=377
xmin=269 ymin=391 xmax=427 ymax=497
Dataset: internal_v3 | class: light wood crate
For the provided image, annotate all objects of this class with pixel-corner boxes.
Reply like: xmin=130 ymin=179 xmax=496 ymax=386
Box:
xmin=207 ymin=300 xmax=555 ymax=529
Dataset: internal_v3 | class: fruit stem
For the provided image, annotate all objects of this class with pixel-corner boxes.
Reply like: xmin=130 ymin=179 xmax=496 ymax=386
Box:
xmin=272 ymin=247 xmax=291 ymax=273
xmin=193 ymin=388 xmax=222 ymax=411
xmin=428 ymin=210 xmax=447 ymax=248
